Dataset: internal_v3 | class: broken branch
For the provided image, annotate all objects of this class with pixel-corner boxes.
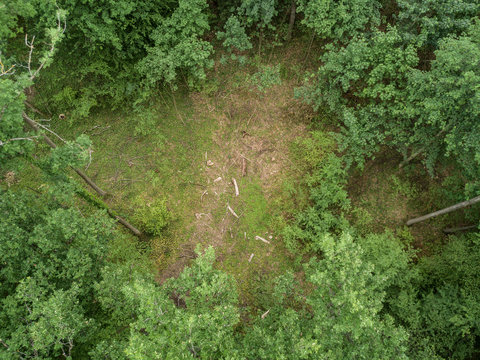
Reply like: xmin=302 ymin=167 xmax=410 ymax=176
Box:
xmin=241 ymin=158 xmax=247 ymax=177
xmin=227 ymin=204 xmax=239 ymax=218
xmin=232 ymin=177 xmax=239 ymax=196
xmin=261 ymin=309 xmax=270 ymax=319
xmin=255 ymin=235 xmax=270 ymax=244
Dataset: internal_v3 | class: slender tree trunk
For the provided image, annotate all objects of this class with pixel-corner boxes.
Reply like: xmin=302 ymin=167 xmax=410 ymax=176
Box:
xmin=406 ymin=195 xmax=480 ymax=226
xmin=25 ymin=101 xmax=49 ymax=117
xmin=303 ymin=32 xmax=315 ymax=66
xmin=399 ymin=147 xmax=425 ymax=169
xmin=258 ymin=29 xmax=263 ymax=56
xmin=443 ymin=224 xmax=478 ymax=234
xmin=23 ymin=113 xmax=108 ymax=197
xmin=23 ymin=112 xmax=142 ymax=236
xmin=286 ymin=0 xmax=296 ymax=41
xmin=399 ymin=128 xmax=447 ymax=168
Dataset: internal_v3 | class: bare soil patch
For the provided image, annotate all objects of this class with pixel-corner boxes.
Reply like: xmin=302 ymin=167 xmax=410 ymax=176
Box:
xmin=157 ymin=72 xmax=311 ymax=286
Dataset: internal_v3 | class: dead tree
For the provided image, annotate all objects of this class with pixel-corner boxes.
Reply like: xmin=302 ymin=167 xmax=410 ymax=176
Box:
xmin=406 ymin=195 xmax=480 ymax=226
xmin=23 ymin=113 xmax=142 ymax=236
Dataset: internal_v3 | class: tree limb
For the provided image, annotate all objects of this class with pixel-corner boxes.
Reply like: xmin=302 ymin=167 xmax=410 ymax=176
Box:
xmin=407 ymin=195 xmax=480 ymax=226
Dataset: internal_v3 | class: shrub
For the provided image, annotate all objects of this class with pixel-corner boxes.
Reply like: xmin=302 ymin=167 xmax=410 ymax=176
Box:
xmin=248 ymin=64 xmax=282 ymax=92
xmin=134 ymin=198 xmax=172 ymax=236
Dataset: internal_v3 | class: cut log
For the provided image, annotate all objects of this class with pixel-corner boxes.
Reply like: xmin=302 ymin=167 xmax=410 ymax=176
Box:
xmin=227 ymin=205 xmax=239 ymax=218
xmin=255 ymin=235 xmax=270 ymax=244
xmin=406 ymin=195 xmax=480 ymax=226
xmin=232 ymin=177 xmax=239 ymax=196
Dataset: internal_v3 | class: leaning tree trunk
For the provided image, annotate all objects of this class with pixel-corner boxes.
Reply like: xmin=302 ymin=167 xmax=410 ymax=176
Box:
xmin=399 ymin=129 xmax=447 ymax=169
xmin=286 ymin=0 xmax=296 ymax=41
xmin=406 ymin=195 xmax=480 ymax=226
xmin=23 ymin=113 xmax=108 ymax=197
xmin=23 ymin=112 xmax=142 ymax=236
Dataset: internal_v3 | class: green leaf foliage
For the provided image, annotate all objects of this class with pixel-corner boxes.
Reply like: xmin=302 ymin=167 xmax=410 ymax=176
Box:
xmin=0 ymin=189 xmax=114 ymax=358
xmin=244 ymin=234 xmax=410 ymax=359
xmin=21 ymin=0 xmax=179 ymax=118
xmin=0 ymin=76 xmax=33 ymax=161
xmin=305 ymin=233 xmax=409 ymax=359
xmin=397 ymin=0 xmax=480 ymax=46
xmin=133 ymin=197 xmax=173 ymax=236
xmin=296 ymin=27 xmax=419 ymax=167
xmin=406 ymin=21 xmax=480 ymax=185
xmin=297 ymin=0 xmax=381 ymax=43
xmin=238 ymin=0 xmax=278 ymax=31
xmin=137 ymin=0 xmax=213 ymax=89
xmin=124 ymin=246 xmax=241 ymax=359
xmin=0 ymin=0 xmax=35 ymax=44
xmin=217 ymin=15 xmax=253 ymax=53
xmin=0 ymin=9 xmax=65 ymax=161
xmin=390 ymin=233 xmax=480 ymax=359
xmin=284 ymin=153 xmax=350 ymax=252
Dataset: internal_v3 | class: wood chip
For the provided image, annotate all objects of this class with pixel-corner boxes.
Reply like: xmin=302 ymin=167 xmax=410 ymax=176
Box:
xmin=213 ymin=176 xmax=222 ymax=183
xmin=255 ymin=235 xmax=270 ymax=244
xmin=248 ymin=253 xmax=254 ymax=262
xmin=195 ymin=213 xmax=209 ymax=219
xmin=261 ymin=309 xmax=270 ymax=319
xmin=206 ymin=160 xmax=214 ymax=166
xmin=238 ymin=153 xmax=252 ymax=162
xmin=241 ymin=157 xmax=247 ymax=177
xmin=232 ymin=177 xmax=239 ymax=196
xmin=227 ymin=205 xmax=239 ymax=218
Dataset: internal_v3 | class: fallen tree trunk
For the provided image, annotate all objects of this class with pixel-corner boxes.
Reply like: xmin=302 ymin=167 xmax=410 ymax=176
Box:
xmin=114 ymin=214 xmax=142 ymax=236
xmin=443 ymin=224 xmax=478 ymax=234
xmin=23 ymin=112 xmax=108 ymax=198
xmin=23 ymin=112 xmax=142 ymax=236
xmin=406 ymin=195 xmax=480 ymax=226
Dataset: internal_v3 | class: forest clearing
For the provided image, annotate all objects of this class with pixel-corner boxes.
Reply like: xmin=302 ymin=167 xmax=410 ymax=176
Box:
xmin=1 ymin=1 xmax=480 ymax=359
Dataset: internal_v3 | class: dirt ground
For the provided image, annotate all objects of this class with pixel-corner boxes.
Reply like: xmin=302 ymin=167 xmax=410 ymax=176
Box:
xmin=157 ymin=71 xmax=313 ymax=284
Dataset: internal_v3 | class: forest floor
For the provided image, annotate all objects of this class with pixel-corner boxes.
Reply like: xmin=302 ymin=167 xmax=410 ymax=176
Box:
xmin=46 ymin=43 xmax=319 ymax=305
xmin=17 ymin=41 xmax=466 ymax=305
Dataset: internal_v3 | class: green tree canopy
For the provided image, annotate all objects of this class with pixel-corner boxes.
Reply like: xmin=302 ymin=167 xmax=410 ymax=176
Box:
xmin=297 ymin=0 xmax=381 ymax=43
